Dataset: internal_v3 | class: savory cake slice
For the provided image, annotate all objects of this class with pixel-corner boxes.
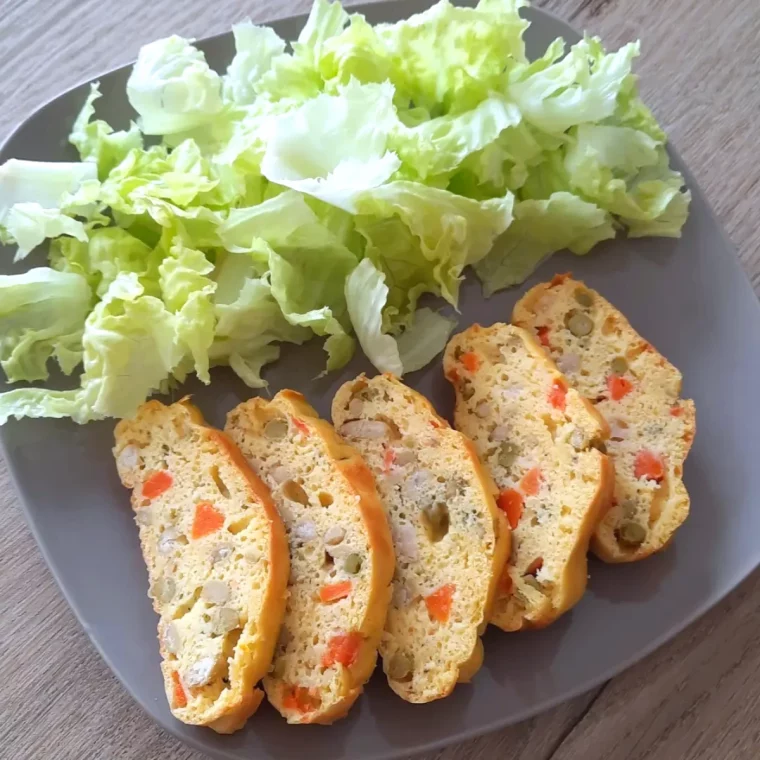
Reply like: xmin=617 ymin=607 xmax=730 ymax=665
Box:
xmin=112 ymin=398 xmax=289 ymax=733
xmin=513 ymin=274 xmax=696 ymax=562
xmin=332 ymin=374 xmax=509 ymax=703
xmin=444 ymin=325 xmax=613 ymax=631
xmin=225 ymin=391 xmax=394 ymax=724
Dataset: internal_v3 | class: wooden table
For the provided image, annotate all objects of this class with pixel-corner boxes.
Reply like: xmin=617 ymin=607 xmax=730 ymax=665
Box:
xmin=2 ymin=0 xmax=759 ymax=757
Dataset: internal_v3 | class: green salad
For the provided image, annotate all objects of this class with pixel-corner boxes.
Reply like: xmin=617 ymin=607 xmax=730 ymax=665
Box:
xmin=0 ymin=0 xmax=689 ymax=424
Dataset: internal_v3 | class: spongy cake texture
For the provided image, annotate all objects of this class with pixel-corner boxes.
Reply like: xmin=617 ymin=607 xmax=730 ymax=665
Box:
xmin=444 ymin=325 xmax=612 ymax=630
xmin=113 ymin=398 xmax=289 ymax=733
xmin=225 ymin=390 xmax=394 ymax=724
xmin=513 ymin=274 xmax=695 ymax=562
xmin=332 ymin=374 xmax=509 ymax=702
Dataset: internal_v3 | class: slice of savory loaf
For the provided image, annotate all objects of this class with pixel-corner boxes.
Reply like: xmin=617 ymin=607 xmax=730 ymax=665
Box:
xmin=444 ymin=325 xmax=613 ymax=631
xmin=513 ymin=274 xmax=696 ymax=562
xmin=112 ymin=398 xmax=289 ymax=733
xmin=225 ymin=391 xmax=394 ymax=724
xmin=332 ymin=374 xmax=509 ymax=703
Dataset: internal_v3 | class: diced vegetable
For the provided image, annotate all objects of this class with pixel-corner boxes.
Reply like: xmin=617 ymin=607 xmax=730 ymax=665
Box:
xmin=634 ymin=450 xmax=665 ymax=482
xmin=322 ymin=631 xmax=363 ymax=669
xmin=498 ymin=488 xmax=524 ymax=530
xmin=282 ymin=685 xmax=320 ymax=714
xmin=319 ymin=580 xmax=352 ymax=603
xmin=192 ymin=501 xmax=225 ymax=539
xmin=172 ymin=671 xmax=187 ymax=708
xmin=292 ymin=417 xmax=310 ymax=436
xmin=536 ymin=326 xmax=551 ymax=348
xmin=607 ymin=374 xmax=634 ymax=401
xmin=460 ymin=351 xmax=480 ymax=373
xmin=143 ymin=470 xmax=173 ymax=500
xmin=519 ymin=467 xmax=542 ymax=496
xmin=525 ymin=557 xmax=544 ymax=576
xmin=548 ymin=378 xmax=567 ymax=411
xmin=425 ymin=583 xmax=455 ymax=623
xmin=383 ymin=447 xmax=396 ymax=474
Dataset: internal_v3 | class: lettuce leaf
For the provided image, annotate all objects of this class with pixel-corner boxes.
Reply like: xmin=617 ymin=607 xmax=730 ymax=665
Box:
xmin=126 ymin=36 xmax=224 ymax=135
xmin=70 ymin=83 xmax=143 ymax=178
xmin=0 ymin=273 xmax=181 ymax=424
xmin=0 ymin=268 xmax=90 ymax=383
xmin=345 ymin=258 xmax=454 ymax=375
xmin=475 ymin=192 xmax=616 ymax=294
xmin=223 ymin=22 xmax=287 ymax=105
xmin=356 ymin=181 xmax=514 ymax=303
xmin=260 ymin=80 xmax=401 ymax=212
xmin=0 ymin=0 xmax=691 ymax=424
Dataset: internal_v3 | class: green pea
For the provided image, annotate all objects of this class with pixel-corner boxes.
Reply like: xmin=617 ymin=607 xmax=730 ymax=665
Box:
xmin=498 ymin=442 xmax=521 ymax=470
xmin=343 ymin=553 xmax=363 ymax=574
xmin=617 ymin=520 xmax=646 ymax=546
xmin=574 ymin=288 xmax=593 ymax=307
xmin=387 ymin=652 xmax=413 ymax=681
xmin=264 ymin=418 xmax=288 ymax=439
xmin=565 ymin=310 xmax=594 ymax=337
xmin=611 ymin=357 xmax=629 ymax=375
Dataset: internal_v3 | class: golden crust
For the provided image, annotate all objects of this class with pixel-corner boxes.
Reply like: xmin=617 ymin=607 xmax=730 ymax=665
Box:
xmin=514 ymin=276 xmax=695 ymax=563
xmin=444 ymin=324 xmax=612 ymax=632
xmin=225 ymin=391 xmax=394 ymax=724
xmin=113 ymin=398 xmax=289 ymax=733
xmin=332 ymin=374 xmax=509 ymax=702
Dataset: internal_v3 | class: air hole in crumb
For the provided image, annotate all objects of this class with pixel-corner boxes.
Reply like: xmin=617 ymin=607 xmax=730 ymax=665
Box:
xmin=318 ymin=492 xmax=334 ymax=507
xmin=324 ymin=552 xmax=334 ymax=568
xmin=172 ymin=587 xmax=202 ymax=620
xmin=210 ymin=465 xmax=231 ymax=499
xmin=541 ymin=414 xmax=558 ymax=438
xmin=228 ymin=515 xmax=253 ymax=535
xmin=203 ymin=613 xmax=211 ymax=623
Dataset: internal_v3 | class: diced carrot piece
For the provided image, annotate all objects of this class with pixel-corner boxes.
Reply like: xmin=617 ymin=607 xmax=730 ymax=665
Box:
xmin=446 ymin=367 xmax=460 ymax=384
xmin=607 ymin=374 xmax=634 ymax=401
xmin=282 ymin=685 xmax=319 ymax=714
xmin=670 ymin=406 xmax=684 ymax=417
xmin=548 ymin=378 xmax=567 ymax=411
xmin=430 ymin=419 xmax=440 ymax=429
xmin=551 ymin=273 xmax=571 ymax=287
xmin=525 ymin=557 xmax=544 ymax=576
xmin=143 ymin=470 xmax=173 ymax=500
xmin=319 ymin=581 xmax=352 ymax=603
xmin=520 ymin=468 xmax=542 ymax=497
xmin=192 ymin=501 xmax=224 ymax=539
xmin=292 ymin=417 xmax=310 ymax=436
xmin=536 ymin=325 xmax=551 ymax=348
xmin=172 ymin=671 xmax=187 ymax=708
xmin=322 ymin=632 xmax=363 ymax=669
xmin=425 ymin=583 xmax=456 ymax=623
xmin=497 ymin=489 xmax=524 ymax=530
xmin=634 ymin=450 xmax=665 ymax=482
xmin=460 ymin=352 xmax=480 ymax=372
xmin=383 ymin=447 xmax=396 ymax=474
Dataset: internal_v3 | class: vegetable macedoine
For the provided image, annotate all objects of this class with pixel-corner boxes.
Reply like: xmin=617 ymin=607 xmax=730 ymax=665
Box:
xmin=0 ymin=0 xmax=689 ymax=425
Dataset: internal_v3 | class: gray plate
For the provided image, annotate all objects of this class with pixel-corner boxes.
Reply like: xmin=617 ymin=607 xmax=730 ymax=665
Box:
xmin=1 ymin=2 xmax=758 ymax=759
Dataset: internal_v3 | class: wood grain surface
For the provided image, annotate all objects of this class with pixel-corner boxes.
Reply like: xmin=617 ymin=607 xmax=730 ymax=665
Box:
xmin=1 ymin=0 xmax=758 ymax=758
